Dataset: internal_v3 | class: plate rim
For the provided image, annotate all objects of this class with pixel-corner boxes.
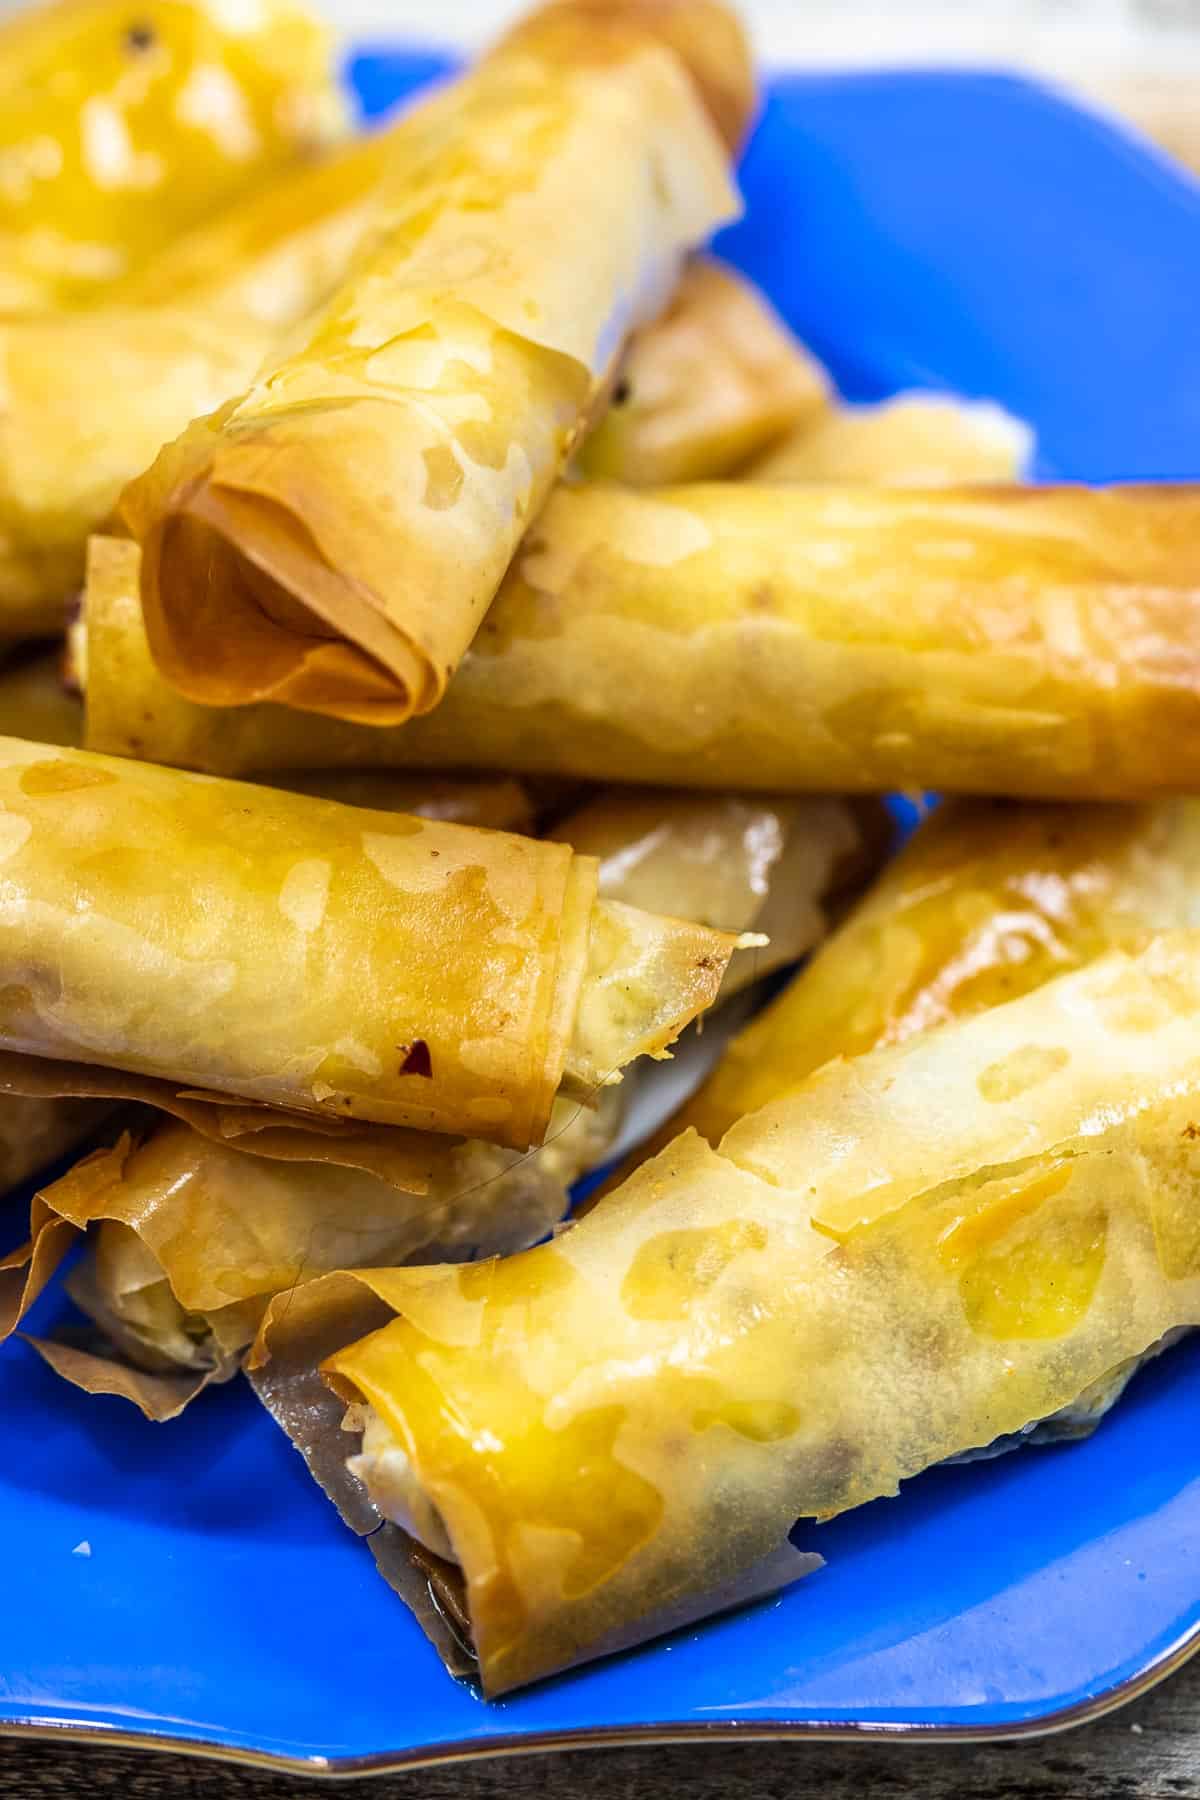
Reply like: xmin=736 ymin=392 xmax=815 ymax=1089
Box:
xmin=7 ymin=56 xmax=1200 ymax=1778
xmin=3 ymin=1612 xmax=1198 ymax=1777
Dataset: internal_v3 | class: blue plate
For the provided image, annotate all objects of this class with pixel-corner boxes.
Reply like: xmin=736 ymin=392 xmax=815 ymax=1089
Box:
xmin=5 ymin=56 xmax=1200 ymax=1776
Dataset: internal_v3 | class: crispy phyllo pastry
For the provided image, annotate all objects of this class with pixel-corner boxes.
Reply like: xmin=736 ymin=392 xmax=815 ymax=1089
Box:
xmin=0 ymin=1092 xmax=107 ymax=1205
xmin=71 ymin=549 xmax=533 ymax=824
xmin=577 ymin=259 xmax=827 ymax=484
xmin=0 ymin=136 xmax=395 ymax=640
xmin=89 ymin=480 xmax=1200 ymax=800
xmin=552 ymin=789 xmax=886 ymax=996
xmin=0 ymin=0 xmax=344 ymax=313
xmin=3 ymin=1093 xmax=621 ymax=1417
xmin=0 ymin=734 xmax=740 ymax=1147
xmin=0 ymin=653 xmax=101 ymax=1181
xmin=298 ymin=934 xmax=1200 ymax=1691
xmin=753 ymin=393 xmax=1031 ymax=485
xmin=121 ymin=0 xmax=748 ymax=724
xmin=639 ymin=797 xmax=1200 ymax=1153
xmin=112 ymin=130 xmax=390 ymax=325
xmin=0 ymin=307 xmax=275 ymax=641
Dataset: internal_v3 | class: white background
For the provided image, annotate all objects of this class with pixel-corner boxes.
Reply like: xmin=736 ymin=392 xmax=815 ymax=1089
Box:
xmin=337 ymin=0 xmax=1200 ymax=84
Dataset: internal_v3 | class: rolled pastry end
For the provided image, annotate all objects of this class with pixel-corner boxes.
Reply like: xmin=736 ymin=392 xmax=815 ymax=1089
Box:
xmin=499 ymin=0 xmax=756 ymax=151
xmin=564 ymin=897 xmax=747 ymax=1094
xmin=130 ymin=456 xmax=435 ymax=726
xmin=345 ymin=1402 xmax=457 ymax=1563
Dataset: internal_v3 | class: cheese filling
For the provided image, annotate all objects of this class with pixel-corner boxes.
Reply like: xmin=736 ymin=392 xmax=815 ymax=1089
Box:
xmin=345 ymin=1404 xmax=456 ymax=1562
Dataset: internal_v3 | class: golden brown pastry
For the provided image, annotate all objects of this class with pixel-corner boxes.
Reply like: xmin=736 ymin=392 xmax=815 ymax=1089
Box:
xmin=0 ymin=134 xmax=393 ymax=640
xmin=311 ymin=933 xmax=1200 ymax=1691
xmin=753 ymin=392 xmax=1030 ymax=485
xmin=633 ymin=797 xmax=1200 ymax=1156
xmin=0 ymin=0 xmax=343 ymax=313
xmin=87 ymin=480 xmax=1200 ymax=801
xmin=120 ymin=0 xmax=748 ymax=724
xmin=0 ymin=734 xmax=741 ymax=1148
xmin=577 ymin=258 xmax=827 ymax=484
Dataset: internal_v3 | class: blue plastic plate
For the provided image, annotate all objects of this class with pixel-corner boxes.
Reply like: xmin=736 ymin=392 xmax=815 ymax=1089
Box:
xmin=5 ymin=57 xmax=1200 ymax=1777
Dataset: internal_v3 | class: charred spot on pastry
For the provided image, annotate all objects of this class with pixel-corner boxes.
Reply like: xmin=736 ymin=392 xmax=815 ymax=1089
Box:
xmin=612 ymin=377 xmax=633 ymax=406
xmin=123 ymin=20 xmax=156 ymax=51
xmin=1183 ymin=1122 xmax=1200 ymax=1141
xmin=399 ymin=1040 xmax=433 ymax=1078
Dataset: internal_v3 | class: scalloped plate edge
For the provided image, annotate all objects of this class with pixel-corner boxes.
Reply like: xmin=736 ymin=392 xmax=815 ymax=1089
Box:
xmin=3 ymin=1614 xmax=1199 ymax=1778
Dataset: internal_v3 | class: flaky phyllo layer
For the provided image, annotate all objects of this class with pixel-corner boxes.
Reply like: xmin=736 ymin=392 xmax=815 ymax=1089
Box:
xmin=86 ymin=480 xmax=1200 ymax=799
xmin=0 ymin=133 xmax=395 ymax=642
xmin=3 ymin=1094 xmax=621 ymax=1419
xmin=320 ymin=935 xmax=1200 ymax=1692
xmin=641 ymin=795 xmax=1200 ymax=1159
xmin=0 ymin=0 xmax=346 ymax=315
xmin=0 ymin=735 xmax=738 ymax=1150
xmin=120 ymin=0 xmax=745 ymax=724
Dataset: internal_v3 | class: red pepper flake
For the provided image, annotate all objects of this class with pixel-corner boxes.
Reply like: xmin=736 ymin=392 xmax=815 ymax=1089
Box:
xmin=399 ymin=1040 xmax=433 ymax=1078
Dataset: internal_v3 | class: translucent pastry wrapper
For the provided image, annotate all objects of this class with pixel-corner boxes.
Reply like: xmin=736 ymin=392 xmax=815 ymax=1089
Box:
xmin=113 ymin=130 xmax=391 ymax=327
xmin=0 ymin=1093 xmax=109 ymax=1210
xmin=0 ymin=134 xmax=394 ymax=640
xmin=552 ymin=789 xmax=888 ymax=998
xmin=646 ymin=797 xmax=1200 ymax=1155
xmin=0 ymin=651 xmax=113 ymax=1194
xmin=0 ymin=307 xmax=277 ymax=642
xmin=6 ymin=1095 xmax=619 ymax=1417
xmin=578 ymin=271 xmax=1026 ymax=492
xmin=752 ymin=393 xmax=1033 ymax=485
xmin=73 ymin=549 xmax=533 ymax=827
xmin=577 ymin=258 xmax=828 ymax=485
xmin=0 ymin=1047 xmax=445 ymax=1192
xmin=88 ymin=481 xmax=1200 ymax=798
xmin=120 ymin=0 xmax=746 ymax=724
xmin=0 ymin=733 xmax=738 ymax=1147
xmin=0 ymin=0 xmax=345 ymax=314
xmin=320 ymin=933 xmax=1200 ymax=1692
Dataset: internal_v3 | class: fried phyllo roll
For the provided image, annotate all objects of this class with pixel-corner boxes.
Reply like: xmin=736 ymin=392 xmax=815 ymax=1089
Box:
xmin=753 ymin=393 xmax=1030 ymax=485
xmin=0 ymin=135 xmax=396 ymax=639
xmin=88 ymin=481 xmax=1200 ymax=800
xmin=0 ymin=734 xmax=740 ymax=1147
xmin=121 ymin=0 xmax=748 ymax=723
xmin=577 ymin=259 xmax=827 ymax=484
xmin=312 ymin=934 xmax=1200 ymax=1691
xmin=0 ymin=307 xmax=274 ymax=641
xmin=642 ymin=797 xmax=1200 ymax=1155
xmin=4 ymin=1094 xmax=621 ymax=1416
xmin=552 ymin=788 xmax=887 ymax=996
xmin=0 ymin=0 xmax=344 ymax=313
xmin=0 ymin=651 xmax=100 ymax=1180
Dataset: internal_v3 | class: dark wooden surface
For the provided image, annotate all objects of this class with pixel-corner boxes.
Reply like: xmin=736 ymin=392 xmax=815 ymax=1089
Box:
xmin=4 ymin=1653 xmax=1200 ymax=1799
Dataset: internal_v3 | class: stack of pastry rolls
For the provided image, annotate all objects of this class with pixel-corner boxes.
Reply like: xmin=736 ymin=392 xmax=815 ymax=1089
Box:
xmin=2 ymin=0 xmax=1200 ymax=1704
